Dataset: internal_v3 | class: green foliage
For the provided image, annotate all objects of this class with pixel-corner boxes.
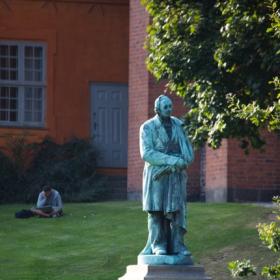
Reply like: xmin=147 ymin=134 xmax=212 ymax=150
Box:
xmin=0 ymin=136 xmax=107 ymax=204
xmin=5 ymin=133 xmax=33 ymax=174
xmin=142 ymin=0 xmax=280 ymax=150
xmin=258 ymin=222 xmax=280 ymax=252
xmin=262 ymin=262 xmax=280 ymax=279
xmin=228 ymin=259 xmax=257 ymax=277
xmin=0 ymin=151 xmax=20 ymax=203
xmin=228 ymin=196 xmax=280 ymax=279
xmin=25 ymin=137 xmax=107 ymax=203
xmin=257 ymin=196 xmax=280 ymax=253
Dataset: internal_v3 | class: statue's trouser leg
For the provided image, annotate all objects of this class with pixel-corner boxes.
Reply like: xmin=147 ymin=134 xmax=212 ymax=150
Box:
xmin=163 ymin=215 xmax=171 ymax=253
xmin=148 ymin=211 xmax=167 ymax=254
xmin=170 ymin=212 xmax=187 ymax=254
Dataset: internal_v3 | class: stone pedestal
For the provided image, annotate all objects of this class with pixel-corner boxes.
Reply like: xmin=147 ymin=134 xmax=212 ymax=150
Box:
xmin=138 ymin=254 xmax=193 ymax=265
xmin=119 ymin=264 xmax=212 ymax=280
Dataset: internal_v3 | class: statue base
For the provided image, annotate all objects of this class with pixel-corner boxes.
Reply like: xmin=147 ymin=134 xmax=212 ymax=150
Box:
xmin=138 ymin=254 xmax=193 ymax=265
xmin=118 ymin=264 xmax=212 ymax=280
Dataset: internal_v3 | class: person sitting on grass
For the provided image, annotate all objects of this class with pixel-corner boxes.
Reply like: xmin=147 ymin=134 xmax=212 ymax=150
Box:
xmin=31 ymin=185 xmax=63 ymax=218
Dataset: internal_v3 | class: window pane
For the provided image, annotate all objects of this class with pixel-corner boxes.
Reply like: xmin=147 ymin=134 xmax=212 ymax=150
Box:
xmin=24 ymin=111 xmax=32 ymax=121
xmin=34 ymin=100 xmax=42 ymax=111
xmin=10 ymin=87 xmax=17 ymax=97
xmin=34 ymin=71 xmax=42 ymax=81
xmin=10 ymin=70 xmax=17 ymax=80
xmin=0 ymin=46 xmax=8 ymax=56
xmin=0 ymin=98 xmax=7 ymax=109
xmin=0 ymin=87 xmax=8 ymax=97
xmin=10 ymin=111 xmax=17 ymax=121
xmin=24 ymin=87 xmax=43 ymax=123
xmin=34 ymin=87 xmax=42 ymax=98
xmin=0 ymin=44 xmax=18 ymax=81
xmin=34 ymin=59 xmax=42 ymax=70
xmin=9 ymin=46 xmax=18 ymax=57
xmin=24 ymin=87 xmax=33 ymax=98
xmin=25 ymin=99 xmax=32 ymax=110
xmin=25 ymin=46 xmax=33 ymax=57
xmin=10 ymin=99 xmax=17 ymax=110
xmin=10 ymin=58 xmax=17 ymax=68
xmin=25 ymin=59 xmax=33 ymax=69
xmin=34 ymin=47 xmax=42 ymax=58
xmin=11 ymin=87 xmax=18 ymax=97
xmin=24 ymin=46 xmax=44 ymax=82
xmin=25 ymin=71 xmax=33 ymax=81
xmin=34 ymin=111 xmax=42 ymax=122
xmin=0 ymin=57 xmax=8 ymax=68
xmin=0 ymin=111 xmax=7 ymax=121
xmin=0 ymin=70 xmax=8 ymax=80
xmin=0 ymin=87 xmax=18 ymax=100
xmin=0 ymin=87 xmax=18 ymax=122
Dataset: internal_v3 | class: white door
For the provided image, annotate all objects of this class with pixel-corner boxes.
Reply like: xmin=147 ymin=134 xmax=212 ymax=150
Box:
xmin=90 ymin=83 xmax=128 ymax=168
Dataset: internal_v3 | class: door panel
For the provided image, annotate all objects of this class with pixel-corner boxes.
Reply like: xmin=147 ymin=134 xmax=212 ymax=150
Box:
xmin=90 ymin=83 xmax=128 ymax=168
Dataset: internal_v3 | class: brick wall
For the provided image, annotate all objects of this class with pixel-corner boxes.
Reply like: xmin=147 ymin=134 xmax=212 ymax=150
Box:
xmin=228 ymin=132 xmax=280 ymax=201
xmin=204 ymin=140 xmax=228 ymax=202
xmin=203 ymin=133 xmax=280 ymax=202
xmin=127 ymin=0 xmax=149 ymax=199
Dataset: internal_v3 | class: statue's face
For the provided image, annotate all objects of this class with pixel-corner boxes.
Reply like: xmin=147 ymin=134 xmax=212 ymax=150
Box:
xmin=159 ymin=97 xmax=173 ymax=118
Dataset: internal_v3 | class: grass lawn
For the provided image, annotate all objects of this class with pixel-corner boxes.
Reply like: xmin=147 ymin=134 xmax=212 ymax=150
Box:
xmin=0 ymin=202 xmax=276 ymax=280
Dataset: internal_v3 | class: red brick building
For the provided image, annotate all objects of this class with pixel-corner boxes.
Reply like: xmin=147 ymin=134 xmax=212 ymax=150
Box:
xmin=0 ymin=0 xmax=279 ymax=202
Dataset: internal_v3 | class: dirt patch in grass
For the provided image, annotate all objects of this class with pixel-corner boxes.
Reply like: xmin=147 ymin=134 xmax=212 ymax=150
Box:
xmin=267 ymin=213 xmax=277 ymax=222
xmin=199 ymin=244 xmax=277 ymax=280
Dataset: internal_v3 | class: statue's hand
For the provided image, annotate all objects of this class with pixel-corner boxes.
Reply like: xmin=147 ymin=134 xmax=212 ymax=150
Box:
xmin=152 ymin=165 xmax=173 ymax=181
xmin=175 ymin=158 xmax=186 ymax=169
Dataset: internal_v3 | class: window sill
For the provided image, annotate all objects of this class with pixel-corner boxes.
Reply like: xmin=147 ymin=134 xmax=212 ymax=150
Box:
xmin=0 ymin=124 xmax=47 ymax=130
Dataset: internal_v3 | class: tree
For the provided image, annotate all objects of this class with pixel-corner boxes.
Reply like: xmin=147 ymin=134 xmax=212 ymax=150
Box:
xmin=141 ymin=0 xmax=280 ymax=150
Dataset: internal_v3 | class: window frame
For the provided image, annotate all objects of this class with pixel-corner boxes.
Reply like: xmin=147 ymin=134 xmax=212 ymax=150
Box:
xmin=0 ymin=40 xmax=47 ymax=128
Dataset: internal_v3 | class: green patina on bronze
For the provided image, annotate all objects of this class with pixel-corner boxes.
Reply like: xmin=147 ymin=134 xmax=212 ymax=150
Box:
xmin=139 ymin=95 xmax=194 ymax=264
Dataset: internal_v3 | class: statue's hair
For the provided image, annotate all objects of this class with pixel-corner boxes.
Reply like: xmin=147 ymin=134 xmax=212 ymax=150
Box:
xmin=154 ymin=95 xmax=172 ymax=114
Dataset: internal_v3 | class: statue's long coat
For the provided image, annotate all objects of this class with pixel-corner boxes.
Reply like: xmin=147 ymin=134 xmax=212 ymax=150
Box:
xmin=139 ymin=115 xmax=194 ymax=231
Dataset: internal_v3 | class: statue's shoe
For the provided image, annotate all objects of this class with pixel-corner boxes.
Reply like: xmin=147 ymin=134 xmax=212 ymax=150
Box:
xmin=178 ymin=249 xmax=191 ymax=256
xmin=153 ymin=247 xmax=167 ymax=255
xmin=177 ymin=245 xmax=191 ymax=256
xmin=172 ymin=245 xmax=191 ymax=256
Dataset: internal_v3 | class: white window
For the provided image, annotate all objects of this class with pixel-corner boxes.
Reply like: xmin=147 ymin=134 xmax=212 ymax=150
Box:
xmin=0 ymin=41 xmax=46 ymax=127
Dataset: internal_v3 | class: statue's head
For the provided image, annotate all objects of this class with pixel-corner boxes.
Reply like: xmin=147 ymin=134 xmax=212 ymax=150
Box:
xmin=154 ymin=95 xmax=173 ymax=119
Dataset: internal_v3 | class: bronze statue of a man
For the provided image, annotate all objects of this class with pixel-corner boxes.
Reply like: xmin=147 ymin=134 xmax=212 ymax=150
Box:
xmin=139 ymin=95 xmax=194 ymax=256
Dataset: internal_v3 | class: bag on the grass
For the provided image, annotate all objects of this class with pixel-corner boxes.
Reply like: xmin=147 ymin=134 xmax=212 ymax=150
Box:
xmin=15 ymin=209 xmax=34 ymax=219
